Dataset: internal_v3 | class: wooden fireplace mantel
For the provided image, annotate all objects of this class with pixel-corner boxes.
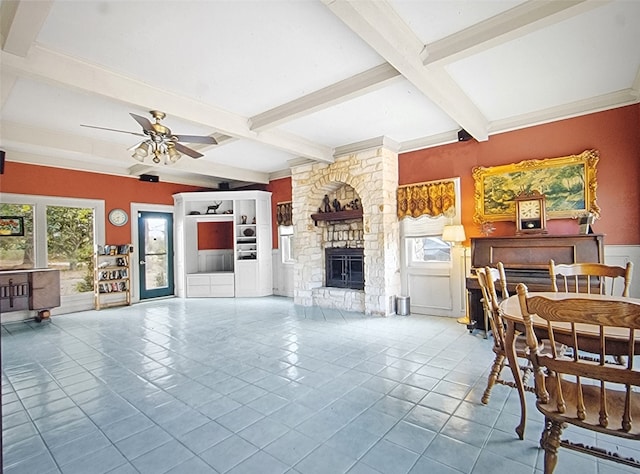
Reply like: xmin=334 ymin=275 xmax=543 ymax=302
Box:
xmin=311 ymin=209 xmax=363 ymax=225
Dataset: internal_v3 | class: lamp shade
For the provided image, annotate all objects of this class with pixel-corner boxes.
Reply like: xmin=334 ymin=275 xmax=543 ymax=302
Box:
xmin=132 ymin=141 xmax=150 ymax=162
xmin=442 ymin=224 xmax=466 ymax=244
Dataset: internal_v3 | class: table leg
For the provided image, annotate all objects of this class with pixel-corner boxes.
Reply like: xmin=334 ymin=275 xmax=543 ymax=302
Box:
xmin=505 ymin=319 xmax=526 ymax=440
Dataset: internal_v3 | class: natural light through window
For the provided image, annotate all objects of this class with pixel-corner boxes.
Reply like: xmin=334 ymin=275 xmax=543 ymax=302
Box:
xmin=409 ymin=236 xmax=451 ymax=263
xmin=0 ymin=204 xmax=34 ymax=270
xmin=46 ymin=206 xmax=95 ymax=295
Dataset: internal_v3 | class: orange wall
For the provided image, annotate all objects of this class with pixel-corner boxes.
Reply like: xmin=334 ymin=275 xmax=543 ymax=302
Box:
xmin=266 ymin=176 xmax=293 ymax=249
xmin=399 ymin=104 xmax=640 ymax=245
xmin=0 ymin=162 xmax=210 ymax=243
xmin=2 ymin=105 xmax=638 ymax=248
xmin=197 ymin=221 xmax=233 ymax=250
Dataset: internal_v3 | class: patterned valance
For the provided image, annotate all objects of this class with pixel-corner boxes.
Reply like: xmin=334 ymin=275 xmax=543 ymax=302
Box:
xmin=276 ymin=201 xmax=292 ymax=226
xmin=397 ymin=180 xmax=456 ymax=219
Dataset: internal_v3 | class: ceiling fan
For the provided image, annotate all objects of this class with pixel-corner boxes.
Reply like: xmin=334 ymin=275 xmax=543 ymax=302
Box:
xmin=81 ymin=110 xmax=217 ymax=164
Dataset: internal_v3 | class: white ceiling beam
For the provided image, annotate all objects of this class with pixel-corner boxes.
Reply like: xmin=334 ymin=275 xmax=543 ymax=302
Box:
xmin=323 ymin=0 xmax=488 ymax=141
xmin=0 ymin=120 xmax=272 ymax=184
xmin=1 ymin=46 xmax=335 ymax=164
xmin=1 ymin=0 xmax=53 ymax=57
xmin=250 ymin=63 xmax=401 ymax=131
xmin=633 ymin=66 xmax=640 ymax=97
xmin=423 ymin=0 xmax=609 ymax=66
xmin=1 ymin=70 xmax=17 ymax=108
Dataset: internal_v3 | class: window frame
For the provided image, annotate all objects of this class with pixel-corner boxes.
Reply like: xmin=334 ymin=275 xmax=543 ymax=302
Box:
xmin=279 ymin=225 xmax=294 ymax=264
xmin=0 ymin=193 xmax=105 ymax=308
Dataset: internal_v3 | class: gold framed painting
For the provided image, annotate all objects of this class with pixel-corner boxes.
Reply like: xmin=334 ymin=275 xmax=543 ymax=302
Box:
xmin=472 ymin=149 xmax=600 ymax=224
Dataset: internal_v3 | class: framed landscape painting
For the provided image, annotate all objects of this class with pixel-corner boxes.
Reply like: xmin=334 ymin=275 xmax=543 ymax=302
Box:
xmin=472 ymin=149 xmax=600 ymax=223
xmin=0 ymin=216 xmax=25 ymax=236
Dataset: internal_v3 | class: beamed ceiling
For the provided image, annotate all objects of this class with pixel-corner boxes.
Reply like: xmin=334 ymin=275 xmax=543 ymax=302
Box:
xmin=1 ymin=0 xmax=639 ymax=188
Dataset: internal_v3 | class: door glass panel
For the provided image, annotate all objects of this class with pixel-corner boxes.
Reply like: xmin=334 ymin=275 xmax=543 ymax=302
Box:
xmin=0 ymin=204 xmax=34 ymax=270
xmin=46 ymin=206 xmax=94 ymax=295
xmin=410 ymin=236 xmax=451 ymax=263
xmin=144 ymin=217 xmax=169 ymax=290
xmin=145 ymin=255 xmax=168 ymax=290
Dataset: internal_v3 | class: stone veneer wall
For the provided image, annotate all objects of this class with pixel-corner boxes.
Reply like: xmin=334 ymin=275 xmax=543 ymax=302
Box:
xmin=291 ymin=144 xmax=401 ymax=316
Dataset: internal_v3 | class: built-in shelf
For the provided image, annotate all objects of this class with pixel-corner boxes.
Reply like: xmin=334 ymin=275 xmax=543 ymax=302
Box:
xmin=311 ymin=209 xmax=363 ymax=225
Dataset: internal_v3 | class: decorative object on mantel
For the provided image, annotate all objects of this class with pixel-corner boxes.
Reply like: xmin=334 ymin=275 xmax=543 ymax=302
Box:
xmin=311 ymin=209 xmax=363 ymax=225
xmin=311 ymin=195 xmax=363 ymax=225
xmin=472 ymin=149 xmax=599 ymax=224
xmin=397 ymin=180 xmax=456 ymax=219
xmin=514 ymin=190 xmax=547 ymax=235
xmin=276 ymin=201 xmax=292 ymax=226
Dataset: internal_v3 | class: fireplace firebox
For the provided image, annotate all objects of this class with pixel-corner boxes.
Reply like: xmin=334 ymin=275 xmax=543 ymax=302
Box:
xmin=325 ymin=248 xmax=364 ymax=290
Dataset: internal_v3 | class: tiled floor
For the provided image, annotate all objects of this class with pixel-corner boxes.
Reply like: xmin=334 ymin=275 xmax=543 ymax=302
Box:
xmin=2 ymin=297 xmax=638 ymax=474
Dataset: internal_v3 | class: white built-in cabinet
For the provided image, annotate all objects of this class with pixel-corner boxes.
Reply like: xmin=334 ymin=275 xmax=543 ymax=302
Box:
xmin=173 ymin=191 xmax=273 ymax=298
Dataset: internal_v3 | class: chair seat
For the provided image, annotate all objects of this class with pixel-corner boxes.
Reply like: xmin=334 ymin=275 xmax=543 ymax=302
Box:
xmin=538 ymin=375 xmax=640 ymax=439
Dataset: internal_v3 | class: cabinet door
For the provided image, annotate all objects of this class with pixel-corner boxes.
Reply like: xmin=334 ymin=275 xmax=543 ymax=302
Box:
xmin=0 ymin=274 xmax=29 ymax=313
xmin=235 ymin=261 xmax=258 ymax=297
xmin=30 ymin=270 xmax=61 ymax=310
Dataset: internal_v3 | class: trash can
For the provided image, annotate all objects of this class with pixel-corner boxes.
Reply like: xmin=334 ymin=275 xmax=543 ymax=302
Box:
xmin=397 ymin=296 xmax=410 ymax=316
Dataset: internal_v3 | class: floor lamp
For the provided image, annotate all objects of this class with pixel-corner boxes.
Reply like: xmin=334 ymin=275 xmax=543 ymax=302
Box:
xmin=442 ymin=225 xmax=469 ymax=325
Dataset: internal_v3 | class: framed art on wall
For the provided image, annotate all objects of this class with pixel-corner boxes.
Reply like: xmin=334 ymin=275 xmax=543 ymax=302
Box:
xmin=472 ymin=149 xmax=600 ymax=224
xmin=0 ymin=216 xmax=25 ymax=236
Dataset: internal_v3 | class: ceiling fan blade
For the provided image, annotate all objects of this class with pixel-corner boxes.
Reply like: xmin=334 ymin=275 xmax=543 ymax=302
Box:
xmin=80 ymin=124 xmax=146 ymax=137
xmin=129 ymin=113 xmax=154 ymax=132
xmin=174 ymin=142 xmax=204 ymax=159
xmin=174 ymin=134 xmax=217 ymax=145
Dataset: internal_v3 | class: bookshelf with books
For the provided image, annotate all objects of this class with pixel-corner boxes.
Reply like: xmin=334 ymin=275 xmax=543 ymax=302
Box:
xmin=94 ymin=244 xmax=132 ymax=310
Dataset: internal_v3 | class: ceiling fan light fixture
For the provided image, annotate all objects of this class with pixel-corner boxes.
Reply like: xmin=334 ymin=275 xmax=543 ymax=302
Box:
xmin=167 ymin=144 xmax=181 ymax=163
xmin=132 ymin=141 xmax=150 ymax=161
xmin=84 ymin=110 xmax=213 ymax=165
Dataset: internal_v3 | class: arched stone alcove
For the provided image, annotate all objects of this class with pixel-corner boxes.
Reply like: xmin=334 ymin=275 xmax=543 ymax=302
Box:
xmin=291 ymin=143 xmax=401 ymax=315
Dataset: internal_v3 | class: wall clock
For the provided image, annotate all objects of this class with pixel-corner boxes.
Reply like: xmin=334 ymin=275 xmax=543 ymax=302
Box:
xmin=514 ymin=191 xmax=547 ymax=235
xmin=108 ymin=208 xmax=129 ymax=226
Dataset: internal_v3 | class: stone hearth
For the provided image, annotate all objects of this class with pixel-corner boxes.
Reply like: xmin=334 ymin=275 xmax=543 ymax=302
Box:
xmin=291 ymin=142 xmax=400 ymax=316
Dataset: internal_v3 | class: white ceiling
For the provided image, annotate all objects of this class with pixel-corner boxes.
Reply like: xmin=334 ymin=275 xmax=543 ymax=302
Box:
xmin=1 ymin=0 xmax=639 ymax=189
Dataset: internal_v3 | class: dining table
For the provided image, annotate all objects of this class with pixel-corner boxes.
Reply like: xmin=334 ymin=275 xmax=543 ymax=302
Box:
xmin=498 ymin=291 xmax=640 ymax=440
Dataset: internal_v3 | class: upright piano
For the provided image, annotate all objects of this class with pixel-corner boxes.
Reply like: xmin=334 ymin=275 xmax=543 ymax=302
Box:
xmin=466 ymin=234 xmax=604 ymax=332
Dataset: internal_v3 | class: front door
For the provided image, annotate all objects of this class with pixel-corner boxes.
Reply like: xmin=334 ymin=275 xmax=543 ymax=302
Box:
xmin=138 ymin=211 xmax=174 ymax=299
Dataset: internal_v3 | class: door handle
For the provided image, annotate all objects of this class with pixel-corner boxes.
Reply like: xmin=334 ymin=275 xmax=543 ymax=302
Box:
xmin=140 ymin=260 xmax=146 ymax=265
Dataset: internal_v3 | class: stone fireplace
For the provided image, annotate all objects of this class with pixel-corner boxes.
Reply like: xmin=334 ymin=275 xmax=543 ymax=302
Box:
xmin=291 ymin=141 xmax=401 ymax=315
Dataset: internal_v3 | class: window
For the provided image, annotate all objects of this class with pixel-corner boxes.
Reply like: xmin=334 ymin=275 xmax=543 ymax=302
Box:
xmin=409 ymin=236 xmax=452 ymax=263
xmin=46 ymin=206 xmax=95 ymax=295
xmin=0 ymin=193 xmax=105 ymax=307
xmin=279 ymin=225 xmax=294 ymax=264
xmin=0 ymin=203 xmax=35 ymax=270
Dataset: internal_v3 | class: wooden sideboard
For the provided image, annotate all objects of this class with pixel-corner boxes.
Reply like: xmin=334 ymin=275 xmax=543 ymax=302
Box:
xmin=0 ymin=269 xmax=61 ymax=322
xmin=465 ymin=234 xmax=604 ymax=332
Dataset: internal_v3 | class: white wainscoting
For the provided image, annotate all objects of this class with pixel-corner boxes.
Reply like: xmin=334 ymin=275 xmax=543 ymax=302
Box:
xmin=272 ymin=249 xmax=294 ymax=297
xmin=604 ymin=245 xmax=640 ymax=298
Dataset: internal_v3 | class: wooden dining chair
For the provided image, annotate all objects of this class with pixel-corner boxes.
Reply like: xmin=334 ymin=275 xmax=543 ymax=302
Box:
xmin=516 ymin=283 xmax=640 ymax=474
xmin=479 ymin=264 xmax=537 ymax=407
xmin=549 ymin=259 xmax=633 ymax=297
xmin=550 ymin=259 xmax=634 ymax=365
